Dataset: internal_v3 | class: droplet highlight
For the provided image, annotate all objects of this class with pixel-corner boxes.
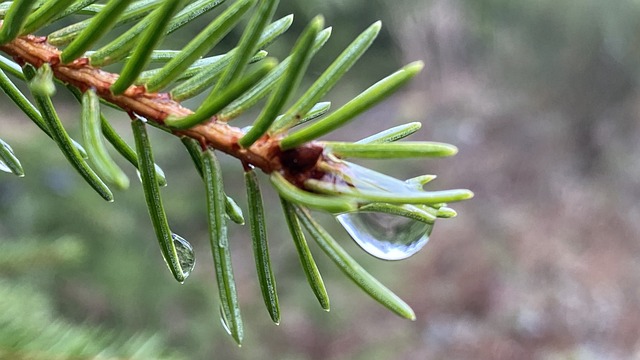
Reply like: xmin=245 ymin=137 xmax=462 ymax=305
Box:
xmin=337 ymin=211 xmax=433 ymax=260
xmin=219 ymin=305 xmax=231 ymax=335
xmin=0 ymin=140 xmax=15 ymax=173
xmin=0 ymin=160 xmax=11 ymax=173
xmin=172 ymin=233 xmax=196 ymax=279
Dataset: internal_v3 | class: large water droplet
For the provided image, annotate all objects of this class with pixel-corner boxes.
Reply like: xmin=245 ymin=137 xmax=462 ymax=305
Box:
xmin=332 ymin=161 xmax=435 ymax=260
xmin=172 ymin=233 xmax=196 ymax=279
xmin=0 ymin=160 xmax=11 ymax=173
xmin=337 ymin=211 xmax=433 ymax=260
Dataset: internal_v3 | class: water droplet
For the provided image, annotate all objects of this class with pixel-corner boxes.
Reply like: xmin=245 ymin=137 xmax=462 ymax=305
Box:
xmin=219 ymin=305 xmax=231 ymax=335
xmin=131 ymin=112 xmax=148 ymax=122
xmin=332 ymin=161 xmax=435 ymax=260
xmin=337 ymin=211 xmax=433 ymax=260
xmin=335 ymin=161 xmax=418 ymax=193
xmin=136 ymin=169 xmax=167 ymax=187
xmin=0 ymin=141 xmax=14 ymax=173
xmin=0 ymin=160 xmax=11 ymax=173
xmin=172 ymin=233 xmax=196 ymax=278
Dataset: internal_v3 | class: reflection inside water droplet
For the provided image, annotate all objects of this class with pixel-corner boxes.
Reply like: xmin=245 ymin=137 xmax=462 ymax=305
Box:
xmin=334 ymin=161 xmax=417 ymax=193
xmin=172 ymin=233 xmax=196 ymax=279
xmin=135 ymin=169 xmax=142 ymax=183
xmin=332 ymin=161 xmax=435 ymax=260
xmin=136 ymin=169 xmax=167 ymax=187
xmin=0 ymin=141 xmax=14 ymax=173
xmin=0 ymin=160 xmax=11 ymax=173
xmin=131 ymin=112 xmax=148 ymax=122
xmin=337 ymin=211 xmax=433 ymax=260
xmin=219 ymin=305 xmax=231 ymax=335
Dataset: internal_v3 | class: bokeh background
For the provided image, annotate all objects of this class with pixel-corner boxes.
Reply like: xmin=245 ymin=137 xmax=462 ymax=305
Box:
xmin=2 ymin=0 xmax=640 ymax=359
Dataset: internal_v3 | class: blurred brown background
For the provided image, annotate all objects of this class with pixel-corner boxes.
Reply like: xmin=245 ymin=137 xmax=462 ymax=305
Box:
xmin=2 ymin=0 xmax=640 ymax=359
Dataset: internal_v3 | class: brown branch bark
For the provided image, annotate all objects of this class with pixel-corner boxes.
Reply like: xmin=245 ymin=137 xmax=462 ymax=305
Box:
xmin=0 ymin=35 xmax=326 ymax=183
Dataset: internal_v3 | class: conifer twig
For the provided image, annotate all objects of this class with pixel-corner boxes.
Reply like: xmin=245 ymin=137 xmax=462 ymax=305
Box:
xmin=0 ymin=34 xmax=325 ymax=180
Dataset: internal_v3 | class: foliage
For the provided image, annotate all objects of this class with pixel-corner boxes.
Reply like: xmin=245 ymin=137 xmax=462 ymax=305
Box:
xmin=0 ymin=237 xmax=180 ymax=359
xmin=0 ymin=0 xmax=472 ymax=346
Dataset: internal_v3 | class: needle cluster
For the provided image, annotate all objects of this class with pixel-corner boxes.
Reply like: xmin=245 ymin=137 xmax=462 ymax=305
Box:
xmin=0 ymin=0 xmax=472 ymax=345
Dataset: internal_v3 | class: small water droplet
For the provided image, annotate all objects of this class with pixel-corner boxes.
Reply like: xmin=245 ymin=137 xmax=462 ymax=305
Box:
xmin=219 ymin=305 xmax=231 ymax=335
xmin=131 ymin=112 xmax=148 ymax=122
xmin=136 ymin=169 xmax=167 ymax=187
xmin=0 ymin=141 xmax=14 ymax=173
xmin=0 ymin=160 xmax=11 ymax=173
xmin=172 ymin=233 xmax=196 ymax=278
xmin=337 ymin=211 xmax=433 ymax=260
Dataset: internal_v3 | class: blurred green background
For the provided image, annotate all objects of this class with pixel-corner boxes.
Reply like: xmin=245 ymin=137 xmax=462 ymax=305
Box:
xmin=3 ymin=0 xmax=640 ymax=359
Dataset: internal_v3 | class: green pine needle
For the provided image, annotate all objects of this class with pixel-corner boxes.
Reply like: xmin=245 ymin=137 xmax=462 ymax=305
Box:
xmin=24 ymin=65 xmax=112 ymax=201
xmin=270 ymin=21 xmax=381 ymax=134
xmin=49 ymin=0 xmax=162 ymax=46
xmin=356 ymin=203 xmax=437 ymax=224
xmin=81 ymin=88 xmax=130 ymax=190
xmin=111 ymin=0 xmax=185 ymax=94
xmin=0 ymin=66 xmax=88 ymax=159
xmin=280 ymin=197 xmax=330 ymax=310
xmin=0 ymin=0 xmax=36 ymax=44
xmin=0 ymin=55 xmax=25 ymax=79
xmin=170 ymin=14 xmax=293 ymax=101
xmin=294 ymin=205 xmax=416 ymax=320
xmin=54 ymin=0 xmax=101 ymax=20
xmin=131 ymin=118 xmax=186 ymax=283
xmin=0 ymin=138 xmax=25 ymax=176
xmin=60 ymin=0 xmax=135 ymax=63
xmin=225 ymin=194 xmax=246 ymax=225
xmin=217 ymin=26 xmax=331 ymax=122
xmin=91 ymin=0 xmax=223 ymax=67
xmin=239 ymin=15 xmax=323 ymax=147
xmin=180 ymin=137 xmax=246 ymax=225
xmin=65 ymin=84 xmax=167 ymax=186
xmin=166 ymin=58 xmax=277 ymax=129
xmin=270 ymin=172 xmax=357 ymax=214
xmin=205 ymin=0 xmax=279 ymax=103
xmin=356 ymin=122 xmax=422 ymax=144
xmin=245 ymin=169 xmax=280 ymax=324
xmin=405 ymin=174 xmax=437 ymax=189
xmin=324 ymin=141 xmax=458 ymax=158
xmin=284 ymin=101 xmax=331 ymax=128
xmin=304 ymin=178 xmax=474 ymax=205
xmin=202 ymin=149 xmax=244 ymax=345
xmin=145 ymin=0 xmax=255 ymax=92
xmin=280 ymin=61 xmax=424 ymax=149
xmin=21 ymin=0 xmax=76 ymax=35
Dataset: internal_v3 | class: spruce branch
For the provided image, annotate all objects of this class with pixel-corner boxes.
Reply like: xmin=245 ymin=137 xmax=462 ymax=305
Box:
xmin=0 ymin=34 xmax=294 ymax=173
xmin=0 ymin=0 xmax=473 ymax=344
